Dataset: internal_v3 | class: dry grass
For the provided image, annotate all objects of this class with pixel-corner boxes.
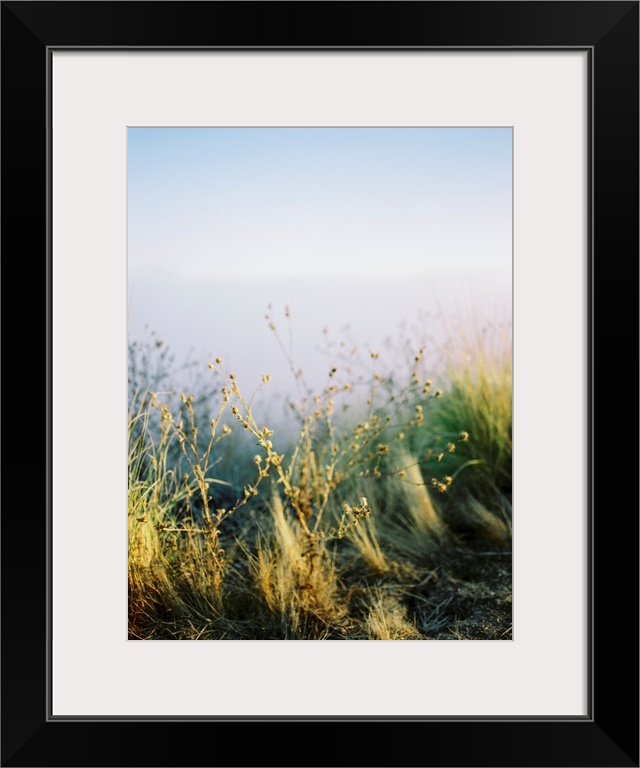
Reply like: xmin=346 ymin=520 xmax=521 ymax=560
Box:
xmin=346 ymin=510 xmax=393 ymax=576
xmin=246 ymin=493 xmax=346 ymax=638
xmin=363 ymin=587 xmax=423 ymax=640
xmin=128 ymin=311 xmax=512 ymax=640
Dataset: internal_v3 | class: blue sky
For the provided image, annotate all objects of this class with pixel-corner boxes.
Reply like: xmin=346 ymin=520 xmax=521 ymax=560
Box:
xmin=128 ymin=127 xmax=512 ymax=412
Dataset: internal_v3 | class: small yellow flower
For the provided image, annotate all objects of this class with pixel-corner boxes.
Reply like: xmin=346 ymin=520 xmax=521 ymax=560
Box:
xmin=459 ymin=431 xmax=469 ymax=442
xmin=215 ymin=356 xmax=222 ymax=364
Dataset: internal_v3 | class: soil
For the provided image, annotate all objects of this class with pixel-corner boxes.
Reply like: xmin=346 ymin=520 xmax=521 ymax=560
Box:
xmin=415 ymin=544 xmax=512 ymax=640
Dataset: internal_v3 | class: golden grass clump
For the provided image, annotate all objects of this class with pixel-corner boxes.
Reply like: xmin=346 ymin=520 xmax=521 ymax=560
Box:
xmin=345 ymin=504 xmax=393 ymax=576
xmin=248 ymin=493 xmax=346 ymax=638
xmin=362 ymin=587 xmax=423 ymax=640
xmin=127 ymin=364 xmax=272 ymax=637
xmin=393 ymin=448 xmax=443 ymax=539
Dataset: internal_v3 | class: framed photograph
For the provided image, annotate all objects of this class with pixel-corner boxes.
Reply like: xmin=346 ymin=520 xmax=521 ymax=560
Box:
xmin=2 ymin=2 xmax=637 ymax=766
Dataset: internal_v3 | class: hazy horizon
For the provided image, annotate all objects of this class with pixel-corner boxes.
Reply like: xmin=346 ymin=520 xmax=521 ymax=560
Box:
xmin=128 ymin=127 xmax=512 ymax=418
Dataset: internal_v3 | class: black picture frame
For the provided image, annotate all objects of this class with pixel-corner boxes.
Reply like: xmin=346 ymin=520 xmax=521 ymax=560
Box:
xmin=2 ymin=2 xmax=638 ymax=766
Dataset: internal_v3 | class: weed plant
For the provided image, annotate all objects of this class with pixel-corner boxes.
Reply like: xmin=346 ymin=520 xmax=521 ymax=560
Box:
xmin=128 ymin=307 xmax=513 ymax=640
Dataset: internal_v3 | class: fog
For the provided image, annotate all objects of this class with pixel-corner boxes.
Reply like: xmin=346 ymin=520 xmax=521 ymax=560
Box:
xmin=128 ymin=127 xmax=512 ymax=425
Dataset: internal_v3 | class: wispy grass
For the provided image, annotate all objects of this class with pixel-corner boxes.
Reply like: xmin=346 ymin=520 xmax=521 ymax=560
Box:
xmin=363 ymin=587 xmax=423 ymax=640
xmin=433 ymin=320 xmax=512 ymax=500
xmin=128 ymin=308 xmax=512 ymax=640
xmin=244 ymin=492 xmax=346 ymax=638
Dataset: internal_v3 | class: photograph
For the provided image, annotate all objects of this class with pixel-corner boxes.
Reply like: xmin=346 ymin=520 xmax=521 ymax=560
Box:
xmin=127 ymin=126 xmax=513 ymax=641
xmin=2 ymin=0 xmax=637 ymax=763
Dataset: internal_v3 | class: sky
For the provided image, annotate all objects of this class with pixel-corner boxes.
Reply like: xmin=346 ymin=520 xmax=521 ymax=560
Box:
xmin=128 ymin=127 xmax=512 ymax=419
